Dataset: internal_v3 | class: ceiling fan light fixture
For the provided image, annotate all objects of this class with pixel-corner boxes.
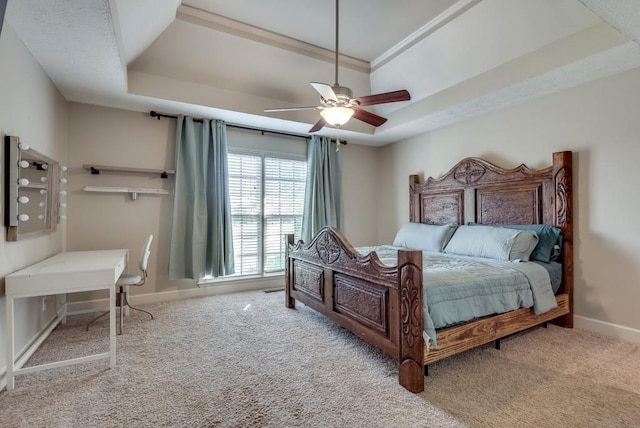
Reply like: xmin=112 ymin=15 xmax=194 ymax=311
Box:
xmin=320 ymin=106 xmax=354 ymax=126
xmin=263 ymin=0 xmax=410 ymax=133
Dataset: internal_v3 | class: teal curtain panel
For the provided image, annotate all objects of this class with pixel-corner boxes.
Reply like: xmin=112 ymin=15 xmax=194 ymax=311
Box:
xmin=169 ymin=116 xmax=234 ymax=279
xmin=301 ymin=135 xmax=343 ymax=242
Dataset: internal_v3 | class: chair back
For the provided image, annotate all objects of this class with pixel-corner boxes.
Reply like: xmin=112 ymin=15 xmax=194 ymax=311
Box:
xmin=139 ymin=234 xmax=154 ymax=275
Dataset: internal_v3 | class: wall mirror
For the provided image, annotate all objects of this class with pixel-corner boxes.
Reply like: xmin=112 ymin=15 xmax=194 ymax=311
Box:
xmin=4 ymin=135 xmax=62 ymax=241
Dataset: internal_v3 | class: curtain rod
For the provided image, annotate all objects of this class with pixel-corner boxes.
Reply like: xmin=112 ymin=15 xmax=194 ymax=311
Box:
xmin=149 ymin=111 xmax=346 ymax=145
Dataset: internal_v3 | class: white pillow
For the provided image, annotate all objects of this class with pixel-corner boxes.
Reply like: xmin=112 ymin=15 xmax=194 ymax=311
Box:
xmin=444 ymin=225 xmax=538 ymax=261
xmin=392 ymin=223 xmax=458 ymax=252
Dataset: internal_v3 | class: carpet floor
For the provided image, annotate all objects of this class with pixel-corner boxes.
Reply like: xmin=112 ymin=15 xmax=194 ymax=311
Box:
xmin=420 ymin=323 xmax=640 ymax=427
xmin=1 ymin=291 xmax=463 ymax=428
xmin=1 ymin=290 xmax=639 ymax=427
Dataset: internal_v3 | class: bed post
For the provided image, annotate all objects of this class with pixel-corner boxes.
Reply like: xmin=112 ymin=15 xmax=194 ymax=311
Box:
xmin=284 ymin=234 xmax=295 ymax=309
xmin=552 ymin=151 xmax=573 ymax=328
xmin=409 ymin=174 xmax=421 ymax=223
xmin=398 ymin=249 xmax=424 ymax=393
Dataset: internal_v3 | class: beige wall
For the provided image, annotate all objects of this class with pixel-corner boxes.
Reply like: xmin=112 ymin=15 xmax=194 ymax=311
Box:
xmin=377 ymin=67 xmax=640 ymax=335
xmin=0 ymin=26 xmax=68 ymax=374
xmin=67 ymin=104 xmax=187 ymax=299
xmin=340 ymin=142 xmax=380 ymax=246
xmin=66 ymin=103 xmax=380 ymax=301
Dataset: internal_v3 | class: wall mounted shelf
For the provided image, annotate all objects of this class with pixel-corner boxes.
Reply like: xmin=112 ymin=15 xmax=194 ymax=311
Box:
xmin=83 ymin=164 xmax=175 ymax=179
xmin=83 ymin=185 xmax=170 ymax=200
xmin=20 ymin=183 xmax=47 ymax=189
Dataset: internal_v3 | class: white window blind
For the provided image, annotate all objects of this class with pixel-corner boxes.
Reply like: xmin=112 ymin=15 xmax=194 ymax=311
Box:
xmin=228 ymin=154 xmax=262 ymax=276
xmin=264 ymin=157 xmax=306 ymax=272
xmin=227 ymin=152 xmax=306 ymax=277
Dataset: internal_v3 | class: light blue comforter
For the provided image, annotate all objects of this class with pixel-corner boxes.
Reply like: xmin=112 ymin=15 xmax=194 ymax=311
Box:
xmin=357 ymin=246 xmax=557 ymax=346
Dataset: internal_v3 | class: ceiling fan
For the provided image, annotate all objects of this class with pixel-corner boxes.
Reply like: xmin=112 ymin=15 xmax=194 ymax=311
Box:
xmin=264 ymin=0 xmax=411 ymax=133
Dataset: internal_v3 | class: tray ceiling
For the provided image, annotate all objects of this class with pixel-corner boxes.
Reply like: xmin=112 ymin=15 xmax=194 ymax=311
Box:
xmin=5 ymin=0 xmax=640 ymax=145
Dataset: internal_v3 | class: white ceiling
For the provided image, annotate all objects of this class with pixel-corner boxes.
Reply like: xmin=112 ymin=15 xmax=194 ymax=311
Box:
xmin=5 ymin=0 xmax=640 ymax=146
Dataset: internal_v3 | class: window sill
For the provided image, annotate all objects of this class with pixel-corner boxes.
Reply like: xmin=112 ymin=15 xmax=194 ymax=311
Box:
xmin=197 ymin=272 xmax=284 ymax=287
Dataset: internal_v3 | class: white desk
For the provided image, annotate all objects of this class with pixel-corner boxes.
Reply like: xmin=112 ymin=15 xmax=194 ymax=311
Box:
xmin=5 ymin=249 xmax=127 ymax=390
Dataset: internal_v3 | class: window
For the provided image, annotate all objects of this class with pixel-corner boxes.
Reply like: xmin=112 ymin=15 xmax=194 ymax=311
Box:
xmin=227 ymin=151 xmax=306 ymax=277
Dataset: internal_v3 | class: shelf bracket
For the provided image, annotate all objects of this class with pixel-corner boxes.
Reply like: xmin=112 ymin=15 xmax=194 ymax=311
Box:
xmin=90 ymin=166 xmax=100 ymax=175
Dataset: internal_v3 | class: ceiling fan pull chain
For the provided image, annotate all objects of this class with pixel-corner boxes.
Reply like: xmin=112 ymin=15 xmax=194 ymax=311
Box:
xmin=335 ymin=128 xmax=341 ymax=152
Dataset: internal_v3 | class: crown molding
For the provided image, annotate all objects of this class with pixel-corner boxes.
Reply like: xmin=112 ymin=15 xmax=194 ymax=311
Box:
xmin=371 ymin=0 xmax=481 ymax=72
xmin=176 ymin=5 xmax=370 ymax=75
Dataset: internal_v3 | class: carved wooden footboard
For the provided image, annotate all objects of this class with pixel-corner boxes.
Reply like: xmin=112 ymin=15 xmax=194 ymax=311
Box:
xmin=285 ymin=228 xmax=425 ymax=392
xmin=285 ymin=151 xmax=573 ymax=393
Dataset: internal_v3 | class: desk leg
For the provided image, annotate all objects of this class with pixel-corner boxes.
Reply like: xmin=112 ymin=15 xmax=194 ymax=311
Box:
xmin=61 ymin=293 xmax=67 ymax=325
xmin=109 ymin=283 xmax=116 ymax=368
xmin=124 ymin=252 xmax=130 ymax=317
xmin=6 ymin=296 xmax=15 ymax=390
xmin=124 ymin=285 xmax=130 ymax=317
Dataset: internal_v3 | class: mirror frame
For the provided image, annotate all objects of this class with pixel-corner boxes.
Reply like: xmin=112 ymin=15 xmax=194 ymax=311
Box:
xmin=0 ymin=0 xmax=6 ymax=39
xmin=4 ymin=135 xmax=60 ymax=241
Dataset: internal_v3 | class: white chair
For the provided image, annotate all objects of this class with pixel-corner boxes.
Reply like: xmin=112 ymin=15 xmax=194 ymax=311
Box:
xmin=87 ymin=234 xmax=154 ymax=334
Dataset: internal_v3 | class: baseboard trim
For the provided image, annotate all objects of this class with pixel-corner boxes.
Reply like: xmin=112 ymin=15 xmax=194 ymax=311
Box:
xmin=67 ymin=277 xmax=283 ymax=314
xmin=574 ymin=315 xmax=640 ymax=344
xmin=1 ymin=312 xmax=62 ymax=391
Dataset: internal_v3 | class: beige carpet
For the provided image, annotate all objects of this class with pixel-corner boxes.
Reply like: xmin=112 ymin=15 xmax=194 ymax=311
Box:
xmin=1 ymin=291 xmax=639 ymax=427
xmin=1 ymin=291 xmax=464 ymax=428
xmin=420 ymin=324 xmax=640 ymax=427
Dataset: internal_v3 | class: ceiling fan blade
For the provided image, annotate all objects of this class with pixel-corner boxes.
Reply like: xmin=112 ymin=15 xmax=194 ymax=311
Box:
xmin=309 ymin=117 xmax=326 ymax=133
xmin=264 ymin=106 xmax=320 ymax=112
xmin=310 ymin=82 xmax=338 ymax=102
xmin=353 ymin=108 xmax=387 ymax=127
xmin=354 ymin=89 xmax=411 ymax=106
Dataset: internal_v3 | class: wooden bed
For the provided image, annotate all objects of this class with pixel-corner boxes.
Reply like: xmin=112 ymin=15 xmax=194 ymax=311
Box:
xmin=284 ymin=151 xmax=573 ymax=393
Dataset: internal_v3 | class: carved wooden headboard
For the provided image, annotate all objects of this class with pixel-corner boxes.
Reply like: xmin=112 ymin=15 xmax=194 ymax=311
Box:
xmin=409 ymin=151 xmax=573 ymax=314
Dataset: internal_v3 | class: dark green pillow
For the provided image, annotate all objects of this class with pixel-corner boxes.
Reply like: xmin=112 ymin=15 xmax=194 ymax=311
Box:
xmin=467 ymin=223 xmax=562 ymax=263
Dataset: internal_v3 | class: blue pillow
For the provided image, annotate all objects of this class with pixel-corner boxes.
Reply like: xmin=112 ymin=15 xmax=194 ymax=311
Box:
xmin=445 ymin=225 xmax=539 ymax=261
xmin=393 ymin=223 xmax=457 ymax=252
xmin=468 ymin=223 xmax=562 ymax=263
